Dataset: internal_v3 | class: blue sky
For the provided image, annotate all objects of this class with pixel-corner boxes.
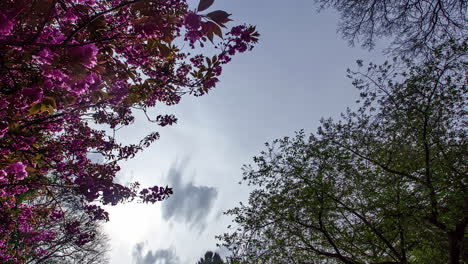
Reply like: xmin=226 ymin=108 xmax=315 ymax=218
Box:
xmin=104 ymin=1 xmax=386 ymax=263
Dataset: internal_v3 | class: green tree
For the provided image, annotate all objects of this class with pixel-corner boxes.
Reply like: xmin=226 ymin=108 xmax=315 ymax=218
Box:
xmin=196 ymin=251 xmax=224 ymax=264
xmin=218 ymin=42 xmax=467 ymax=264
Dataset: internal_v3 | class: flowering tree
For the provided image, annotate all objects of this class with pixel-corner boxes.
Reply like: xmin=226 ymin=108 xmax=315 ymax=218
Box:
xmin=0 ymin=0 xmax=259 ymax=262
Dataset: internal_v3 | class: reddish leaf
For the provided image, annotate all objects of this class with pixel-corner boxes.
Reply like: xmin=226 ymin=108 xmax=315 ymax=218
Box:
xmin=206 ymin=10 xmax=232 ymax=25
xmin=158 ymin=44 xmax=172 ymax=58
xmin=212 ymin=23 xmax=223 ymax=38
xmin=206 ymin=31 xmax=214 ymax=42
xmin=203 ymin=21 xmax=223 ymax=41
xmin=198 ymin=0 xmax=215 ymax=12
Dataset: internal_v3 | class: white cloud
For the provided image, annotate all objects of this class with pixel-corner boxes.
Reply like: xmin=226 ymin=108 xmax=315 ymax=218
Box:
xmin=133 ymin=242 xmax=180 ymax=264
xmin=161 ymin=160 xmax=218 ymax=232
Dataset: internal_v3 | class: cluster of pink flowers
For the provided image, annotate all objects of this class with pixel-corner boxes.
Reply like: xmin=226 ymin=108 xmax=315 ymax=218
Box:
xmin=0 ymin=0 xmax=258 ymax=262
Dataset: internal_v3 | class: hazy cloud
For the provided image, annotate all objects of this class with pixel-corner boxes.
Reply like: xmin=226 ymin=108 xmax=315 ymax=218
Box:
xmin=161 ymin=161 xmax=218 ymax=231
xmin=132 ymin=242 xmax=180 ymax=264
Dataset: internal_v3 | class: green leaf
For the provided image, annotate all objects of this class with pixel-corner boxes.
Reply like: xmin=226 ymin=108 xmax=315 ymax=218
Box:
xmin=28 ymin=97 xmax=56 ymax=115
xmin=42 ymin=97 xmax=57 ymax=110
xmin=198 ymin=0 xmax=215 ymax=12
xmin=28 ymin=103 xmax=42 ymax=115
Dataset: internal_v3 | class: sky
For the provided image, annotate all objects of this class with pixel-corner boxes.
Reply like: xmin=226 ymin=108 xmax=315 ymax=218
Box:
xmin=103 ymin=1 xmax=386 ymax=263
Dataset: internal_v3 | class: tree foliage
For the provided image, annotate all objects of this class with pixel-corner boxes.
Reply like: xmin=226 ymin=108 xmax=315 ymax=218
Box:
xmin=218 ymin=42 xmax=467 ymax=264
xmin=196 ymin=251 xmax=225 ymax=264
xmin=0 ymin=0 xmax=258 ymax=262
xmin=314 ymin=0 xmax=467 ymax=55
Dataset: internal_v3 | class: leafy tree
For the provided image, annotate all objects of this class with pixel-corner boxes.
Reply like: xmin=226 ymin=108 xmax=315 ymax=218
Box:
xmin=218 ymin=42 xmax=466 ymax=264
xmin=314 ymin=0 xmax=467 ymax=55
xmin=196 ymin=251 xmax=224 ymax=264
xmin=0 ymin=0 xmax=258 ymax=262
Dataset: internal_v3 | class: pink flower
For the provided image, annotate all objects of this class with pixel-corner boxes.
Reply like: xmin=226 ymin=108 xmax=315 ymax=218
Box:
xmin=37 ymin=48 xmax=58 ymax=64
xmin=34 ymin=248 xmax=49 ymax=257
xmin=5 ymin=162 xmax=25 ymax=173
xmin=50 ymin=209 xmax=64 ymax=221
xmin=12 ymin=136 xmax=36 ymax=151
xmin=77 ymin=0 xmax=96 ymax=4
xmin=0 ymin=98 xmax=8 ymax=109
xmin=39 ymin=27 xmax=66 ymax=44
xmin=69 ymin=44 xmax=98 ymax=68
xmin=5 ymin=162 xmax=27 ymax=181
xmin=44 ymin=69 xmax=68 ymax=83
xmin=0 ymin=122 xmax=8 ymax=138
xmin=138 ymin=22 xmax=162 ymax=37
xmin=184 ymin=12 xmax=201 ymax=30
xmin=203 ymin=77 xmax=218 ymax=89
xmin=0 ymin=170 xmax=7 ymax=185
xmin=0 ymin=13 xmax=14 ymax=36
xmin=22 ymin=88 xmax=43 ymax=104
xmin=63 ymin=8 xmax=78 ymax=23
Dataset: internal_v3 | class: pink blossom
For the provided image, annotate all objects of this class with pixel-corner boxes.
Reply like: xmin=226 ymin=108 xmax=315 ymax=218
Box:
xmin=5 ymin=162 xmax=27 ymax=181
xmin=21 ymin=88 xmax=43 ymax=104
xmin=203 ymin=77 xmax=219 ymax=89
xmin=39 ymin=27 xmax=66 ymax=44
xmin=44 ymin=69 xmax=68 ymax=82
xmin=50 ymin=209 xmax=64 ymax=221
xmin=0 ymin=171 xmax=7 ymax=185
xmin=34 ymin=248 xmax=49 ymax=258
xmin=138 ymin=22 xmax=163 ymax=37
xmin=184 ymin=12 xmax=201 ymax=29
xmin=12 ymin=136 xmax=36 ymax=151
xmin=0 ymin=98 xmax=8 ymax=109
xmin=0 ymin=122 xmax=8 ymax=138
xmin=0 ymin=13 xmax=13 ymax=36
xmin=36 ymin=48 xmax=58 ymax=64
xmin=69 ymin=44 xmax=99 ymax=68
xmin=77 ymin=0 xmax=97 ymax=4
xmin=63 ymin=8 xmax=78 ymax=22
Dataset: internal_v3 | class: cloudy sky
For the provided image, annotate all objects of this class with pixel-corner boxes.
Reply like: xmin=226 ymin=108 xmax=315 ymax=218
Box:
xmin=103 ymin=0 xmax=386 ymax=263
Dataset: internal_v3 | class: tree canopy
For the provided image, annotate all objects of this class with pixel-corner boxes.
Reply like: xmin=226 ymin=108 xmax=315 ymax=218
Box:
xmin=218 ymin=41 xmax=467 ymax=264
xmin=196 ymin=251 xmax=225 ymax=264
xmin=314 ymin=0 xmax=467 ymax=55
xmin=0 ymin=0 xmax=258 ymax=262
